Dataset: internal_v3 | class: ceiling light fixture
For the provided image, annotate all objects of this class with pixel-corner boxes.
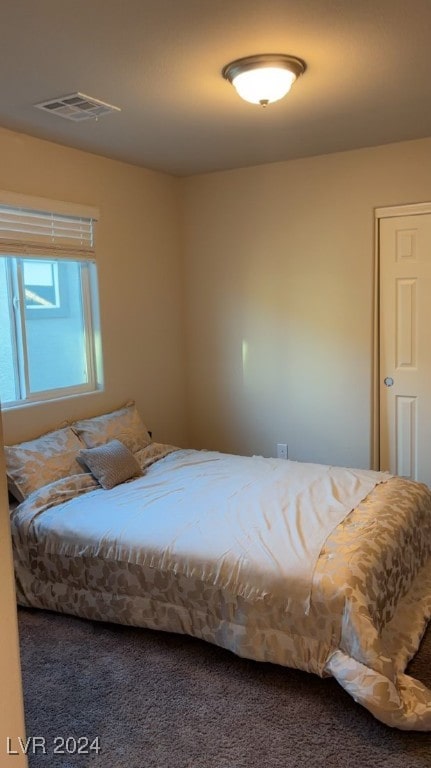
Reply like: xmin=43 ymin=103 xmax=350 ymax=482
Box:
xmin=222 ymin=54 xmax=306 ymax=107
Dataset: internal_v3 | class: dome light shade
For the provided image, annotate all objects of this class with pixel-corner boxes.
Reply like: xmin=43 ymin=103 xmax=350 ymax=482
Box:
xmin=222 ymin=54 xmax=306 ymax=107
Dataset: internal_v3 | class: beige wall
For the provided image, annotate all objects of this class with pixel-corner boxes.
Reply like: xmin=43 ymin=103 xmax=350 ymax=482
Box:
xmin=0 ymin=416 xmax=27 ymax=767
xmin=0 ymin=126 xmax=186 ymax=448
xmin=3 ymin=127 xmax=431 ymax=470
xmin=181 ymin=137 xmax=431 ymax=469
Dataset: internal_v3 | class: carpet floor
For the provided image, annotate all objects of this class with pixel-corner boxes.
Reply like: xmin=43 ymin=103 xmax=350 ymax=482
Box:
xmin=18 ymin=608 xmax=431 ymax=768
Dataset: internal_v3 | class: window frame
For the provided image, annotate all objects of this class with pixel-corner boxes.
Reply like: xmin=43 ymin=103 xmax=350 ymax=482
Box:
xmin=0 ymin=192 xmax=102 ymax=409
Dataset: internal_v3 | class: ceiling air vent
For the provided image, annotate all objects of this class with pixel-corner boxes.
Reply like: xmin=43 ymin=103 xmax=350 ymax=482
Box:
xmin=34 ymin=92 xmax=121 ymax=122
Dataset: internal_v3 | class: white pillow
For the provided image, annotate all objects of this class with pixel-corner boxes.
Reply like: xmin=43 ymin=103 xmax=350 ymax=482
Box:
xmin=72 ymin=402 xmax=151 ymax=454
xmin=5 ymin=427 xmax=86 ymax=501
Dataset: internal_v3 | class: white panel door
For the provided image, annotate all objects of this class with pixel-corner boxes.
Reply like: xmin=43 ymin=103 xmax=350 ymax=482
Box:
xmin=379 ymin=213 xmax=431 ymax=487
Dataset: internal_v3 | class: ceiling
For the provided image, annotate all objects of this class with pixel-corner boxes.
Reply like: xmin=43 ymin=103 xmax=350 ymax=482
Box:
xmin=2 ymin=0 xmax=431 ymax=177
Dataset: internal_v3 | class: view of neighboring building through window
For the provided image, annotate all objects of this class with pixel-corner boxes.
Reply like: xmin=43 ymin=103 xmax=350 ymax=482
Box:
xmin=0 ymin=195 xmax=102 ymax=407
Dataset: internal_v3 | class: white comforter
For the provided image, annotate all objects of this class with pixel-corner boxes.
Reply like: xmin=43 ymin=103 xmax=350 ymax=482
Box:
xmin=11 ymin=446 xmax=431 ymax=730
xmin=17 ymin=450 xmax=386 ymax=613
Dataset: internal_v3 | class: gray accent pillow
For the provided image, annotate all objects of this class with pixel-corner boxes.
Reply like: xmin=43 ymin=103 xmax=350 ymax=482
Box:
xmin=78 ymin=439 xmax=142 ymax=490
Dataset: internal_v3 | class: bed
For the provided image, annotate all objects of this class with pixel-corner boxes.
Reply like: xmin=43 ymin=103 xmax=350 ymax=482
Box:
xmin=6 ymin=403 xmax=431 ymax=731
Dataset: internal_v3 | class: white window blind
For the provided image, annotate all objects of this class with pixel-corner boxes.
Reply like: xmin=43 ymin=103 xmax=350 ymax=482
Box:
xmin=0 ymin=202 xmax=96 ymax=259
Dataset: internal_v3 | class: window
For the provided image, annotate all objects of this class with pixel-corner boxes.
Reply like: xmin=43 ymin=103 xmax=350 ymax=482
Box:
xmin=24 ymin=260 xmax=64 ymax=314
xmin=0 ymin=193 xmax=103 ymax=407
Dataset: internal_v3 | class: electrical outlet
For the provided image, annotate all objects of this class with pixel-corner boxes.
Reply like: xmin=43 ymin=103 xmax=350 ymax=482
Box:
xmin=276 ymin=443 xmax=288 ymax=460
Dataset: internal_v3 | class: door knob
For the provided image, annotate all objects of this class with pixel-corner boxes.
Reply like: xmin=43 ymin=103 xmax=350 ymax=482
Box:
xmin=384 ymin=376 xmax=394 ymax=387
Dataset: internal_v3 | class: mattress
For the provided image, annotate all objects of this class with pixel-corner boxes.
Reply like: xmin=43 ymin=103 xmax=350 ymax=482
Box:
xmin=10 ymin=445 xmax=431 ymax=730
